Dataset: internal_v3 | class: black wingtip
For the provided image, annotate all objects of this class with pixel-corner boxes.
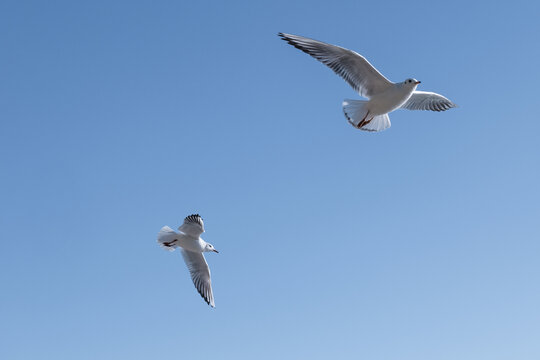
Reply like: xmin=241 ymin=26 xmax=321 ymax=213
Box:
xmin=184 ymin=214 xmax=203 ymax=225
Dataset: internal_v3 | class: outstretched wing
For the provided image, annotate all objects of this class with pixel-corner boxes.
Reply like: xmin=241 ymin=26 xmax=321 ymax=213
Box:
xmin=181 ymin=249 xmax=215 ymax=307
xmin=279 ymin=32 xmax=393 ymax=98
xmin=401 ymin=91 xmax=457 ymax=112
xmin=178 ymin=214 xmax=205 ymax=238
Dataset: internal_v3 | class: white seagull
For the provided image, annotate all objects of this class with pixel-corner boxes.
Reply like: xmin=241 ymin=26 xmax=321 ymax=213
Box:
xmin=279 ymin=33 xmax=457 ymax=132
xmin=157 ymin=214 xmax=219 ymax=307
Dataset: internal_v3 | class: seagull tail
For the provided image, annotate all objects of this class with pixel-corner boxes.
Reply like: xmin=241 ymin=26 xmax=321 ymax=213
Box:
xmin=157 ymin=226 xmax=179 ymax=252
xmin=342 ymin=99 xmax=391 ymax=132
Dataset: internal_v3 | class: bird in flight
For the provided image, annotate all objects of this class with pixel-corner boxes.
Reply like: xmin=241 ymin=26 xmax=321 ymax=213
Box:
xmin=278 ymin=33 xmax=457 ymax=132
xmin=157 ymin=214 xmax=219 ymax=307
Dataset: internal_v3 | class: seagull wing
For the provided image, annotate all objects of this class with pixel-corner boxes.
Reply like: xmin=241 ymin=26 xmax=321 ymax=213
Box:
xmin=178 ymin=214 xmax=205 ymax=238
xmin=181 ymin=249 xmax=215 ymax=307
xmin=279 ymin=33 xmax=393 ymax=98
xmin=401 ymin=91 xmax=457 ymax=111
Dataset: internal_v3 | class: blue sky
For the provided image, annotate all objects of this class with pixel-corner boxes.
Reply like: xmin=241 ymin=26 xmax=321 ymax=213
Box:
xmin=1 ymin=0 xmax=539 ymax=359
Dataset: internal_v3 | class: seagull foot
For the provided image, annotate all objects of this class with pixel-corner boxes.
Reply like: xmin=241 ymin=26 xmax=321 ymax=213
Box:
xmin=163 ymin=240 xmax=177 ymax=247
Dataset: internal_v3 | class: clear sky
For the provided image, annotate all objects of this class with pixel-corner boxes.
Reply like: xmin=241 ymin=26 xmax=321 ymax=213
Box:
xmin=1 ymin=0 xmax=539 ymax=359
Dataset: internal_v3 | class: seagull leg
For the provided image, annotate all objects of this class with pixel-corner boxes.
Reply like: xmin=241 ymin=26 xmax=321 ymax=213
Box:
xmin=357 ymin=111 xmax=373 ymax=129
xmin=363 ymin=117 xmax=374 ymax=127
xmin=163 ymin=239 xmax=178 ymax=247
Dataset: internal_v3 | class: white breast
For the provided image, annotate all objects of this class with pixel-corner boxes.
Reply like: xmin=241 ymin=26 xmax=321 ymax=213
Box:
xmin=178 ymin=235 xmax=205 ymax=252
xmin=368 ymin=85 xmax=415 ymax=115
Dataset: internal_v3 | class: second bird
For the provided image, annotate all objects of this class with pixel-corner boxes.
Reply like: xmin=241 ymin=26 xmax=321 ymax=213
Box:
xmin=158 ymin=214 xmax=219 ymax=307
xmin=279 ymin=33 xmax=457 ymax=132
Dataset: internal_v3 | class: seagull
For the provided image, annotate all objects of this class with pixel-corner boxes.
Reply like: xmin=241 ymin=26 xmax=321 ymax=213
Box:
xmin=278 ymin=33 xmax=457 ymax=132
xmin=157 ymin=214 xmax=219 ymax=307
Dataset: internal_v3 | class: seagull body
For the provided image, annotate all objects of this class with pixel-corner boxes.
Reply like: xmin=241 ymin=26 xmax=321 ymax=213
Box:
xmin=279 ymin=33 xmax=457 ymax=132
xmin=157 ymin=214 xmax=218 ymax=307
xmin=363 ymin=83 xmax=418 ymax=117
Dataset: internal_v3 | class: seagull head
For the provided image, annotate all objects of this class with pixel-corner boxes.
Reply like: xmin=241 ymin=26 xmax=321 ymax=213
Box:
xmin=404 ymin=78 xmax=421 ymax=87
xmin=205 ymin=243 xmax=219 ymax=253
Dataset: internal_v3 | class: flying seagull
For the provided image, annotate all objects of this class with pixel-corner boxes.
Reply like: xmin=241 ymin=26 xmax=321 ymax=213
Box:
xmin=278 ymin=32 xmax=457 ymax=132
xmin=157 ymin=214 xmax=219 ymax=307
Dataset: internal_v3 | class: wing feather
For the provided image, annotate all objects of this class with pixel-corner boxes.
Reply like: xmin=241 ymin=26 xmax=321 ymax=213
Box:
xmin=401 ymin=91 xmax=457 ymax=112
xmin=279 ymin=33 xmax=393 ymax=98
xmin=181 ymin=249 xmax=215 ymax=307
xmin=178 ymin=214 xmax=204 ymax=238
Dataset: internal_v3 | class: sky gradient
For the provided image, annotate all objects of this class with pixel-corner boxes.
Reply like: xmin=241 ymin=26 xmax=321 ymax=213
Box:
xmin=1 ymin=0 xmax=539 ymax=359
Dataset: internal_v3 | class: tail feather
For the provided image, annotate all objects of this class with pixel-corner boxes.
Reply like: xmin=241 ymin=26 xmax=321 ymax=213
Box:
xmin=157 ymin=226 xmax=179 ymax=252
xmin=342 ymin=99 xmax=391 ymax=132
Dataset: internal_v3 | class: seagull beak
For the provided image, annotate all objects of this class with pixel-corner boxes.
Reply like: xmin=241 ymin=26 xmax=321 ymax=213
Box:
xmin=213 ymin=249 xmax=219 ymax=253
xmin=415 ymin=80 xmax=421 ymax=85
